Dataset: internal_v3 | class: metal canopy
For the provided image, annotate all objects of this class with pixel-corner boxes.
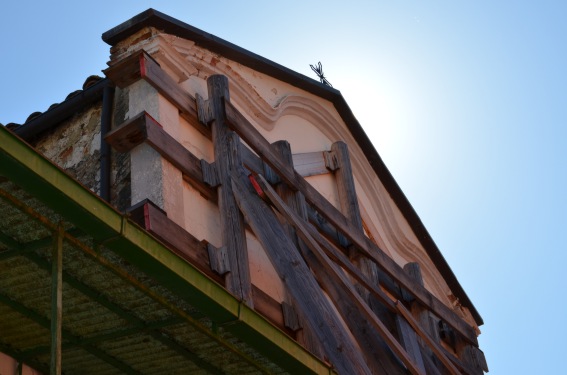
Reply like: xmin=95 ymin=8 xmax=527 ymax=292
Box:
xmin=0 ymin=126 xmax=333 ymax=375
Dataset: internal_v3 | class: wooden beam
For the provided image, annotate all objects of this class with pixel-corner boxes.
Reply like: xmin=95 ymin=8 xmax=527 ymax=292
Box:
xmin=208 ymin=75 xmax=253 ymax=306
xmin=292 ymin=151 xmax=329 ymax=177
xmin=127 ymin=200 xmax=293 ymax=336
xmin=330 ymin=141 xmax=363 ymax=231
xmin=460 ymin=345 xmax=488 ymax=374
xmin=103 ymin=51 xmax=207 ymax=137
xmin=224 ymin=99 xmax=478 ymax=346
xmin=255 ymin=174 xmax=424 ymax=375
xmin=330 ymin=141 xmax=405 ymax=357
xmin=105 ymin=111 xmax=217 ymax=202
xmin=396 ymin=301 xmax=461 ymax=375
xmin=231 ymin=168 xmax=373 ymax=375
xmin=393 ymin=264 xmax=426 ymax=373
xmin=403 ymin=262 xmax=449 ymax=375
xmin=251 ymin=286 xmax=297 ymax=338
xmin=127 ymin=200 xmax=223 ymax=285
xmin=50 ymin=223 xmax=63 ymax=375
xmin=302 ymin=212 xmax=479 ymax=374
xmin=271 ymin=140 xmax=324 ymax=359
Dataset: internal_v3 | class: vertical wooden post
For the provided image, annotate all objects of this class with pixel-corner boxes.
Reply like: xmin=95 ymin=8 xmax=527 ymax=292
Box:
xmin=332 ymin=141 xmax=426 ymax=372
xmin=330 ymin=141 xmax=363 ymax=231
xmin=207 ymin=75 xmax=253 ymax=306
xmin=253 ymin=174 xmax=423 ymax=375
xmin=391 ymin=263 xmax=426 ymax=373
xmin=272 ymin=140 xmax=324 ymax=359
xmin=329 ymin=141 xmax=380 ymax=285
xmin=231 ymin=170 xmax=373 ymax=375
xmin=403 ymin=262 xmax=444 ymax=374
xmin=50 ymin=223 xmax=64 ymax=375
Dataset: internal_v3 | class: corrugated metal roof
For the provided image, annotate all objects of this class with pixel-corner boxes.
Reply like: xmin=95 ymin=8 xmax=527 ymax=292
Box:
xmin=0 ymin=127 xmax=332 ymax=374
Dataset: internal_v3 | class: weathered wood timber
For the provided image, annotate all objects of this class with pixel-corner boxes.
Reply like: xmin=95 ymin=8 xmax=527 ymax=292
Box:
xmin=396 ymin=315 xmax=427 ymax=375
xmin=105 ymin=111 xmax=217 ymax=201
xmin=224 ymin=99 xmax=478 ymax=346
xmin=460 ymin=345 xmax=488 ymax=374
xmin=208 ymin=75 xmax=253 ymax=306
xmin=127 ymin=199 xmax=223 ymax=285
xmin=403 ymin=263 xmax=449 ymax=375
xmin=300 ymin=214 xmax=476 ymax=373
xmin=128 ymin=200 xmax=294 ymax=336
xmin=272 ymin=140 xmax=326 ymax=360
xmin=278 ymin=143 xmax=402 ymax=365
xmin=391 ymin=263 xmax=425 ymax=372
xmin=293 ymin=151 xmax=329 ymax=177
xmin=330 ymin=141 xmax=364 ymax=232
xmin=104 ymin=54 xmax=481 ymax=371
xmin=231 ymin=169 xmax=373 ymax=375
xmin=281 ymin=301 xmax=301 ymax=332
xmin=396 ymin=301 xmax=460 ymax=375
xmin=331 ymin=140 xmax=401 ymax=350
xmin=256 ymin=174 xmax=424 ymax=375
xmin=104 ymin=50 xmax=207 ymax=137
xmin=250 ymin=286 xmax=298 ymax=339
xmin=207 ymin=244 xmax=230 ymax=276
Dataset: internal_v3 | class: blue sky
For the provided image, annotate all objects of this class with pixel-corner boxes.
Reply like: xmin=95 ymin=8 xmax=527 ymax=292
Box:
xmin=1 ymin=2 xmax=566 ymax=374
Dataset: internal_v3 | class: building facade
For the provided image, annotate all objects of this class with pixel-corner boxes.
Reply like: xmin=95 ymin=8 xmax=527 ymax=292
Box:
xmin=0 ymin=9 xmax=486 ymax=374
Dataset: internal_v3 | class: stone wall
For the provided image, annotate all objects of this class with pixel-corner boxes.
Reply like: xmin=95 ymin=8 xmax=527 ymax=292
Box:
xmin=33 ymin=104 xmax=102 ymax=196
xmin=31 ymin=99 xmax=131 ymax=212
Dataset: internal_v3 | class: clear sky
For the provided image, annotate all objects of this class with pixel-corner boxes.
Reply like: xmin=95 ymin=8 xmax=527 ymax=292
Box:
xmin=1 ymin=1 xmax=566 ymax=374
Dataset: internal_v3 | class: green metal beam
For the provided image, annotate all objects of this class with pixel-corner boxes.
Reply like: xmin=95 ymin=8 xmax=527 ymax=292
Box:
xmin=0 ymin=230 xmax=21 ymax=250
xmin=0 ymin=182 xmax=267 ymax=373
xmin=19 ymin=317 xmax=184 ymax=359
xmin=0 ymin=227 xmax=84 ymax=261
xmin=23 ymin=252 xmax=228 ymax=374
xmin=0 ymin=292 xmax=141 ymax=375
xmin=0 ymin=126 xmax=334 ymax=375
xmin=0 ymin=130 xmax=120 ymax=241
xmin=147 ymin=331 xmax=227 ymax=375
xmin=50 ymin=224 xmax=63 ymax=375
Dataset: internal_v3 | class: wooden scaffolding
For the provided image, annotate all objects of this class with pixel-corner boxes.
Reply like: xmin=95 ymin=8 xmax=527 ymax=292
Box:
xmin=101 ymin=50 xmax=487 ymax=375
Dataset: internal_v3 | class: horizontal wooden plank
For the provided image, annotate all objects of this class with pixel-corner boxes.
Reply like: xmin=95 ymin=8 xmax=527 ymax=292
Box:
xmin=292 ymin=152 xmax=329 ymax=177
xmin=256 ymin=174 xmax=424 ymax=375
xmin=105 ymin=111 xmax=217 ymax=202
xmin=128 ymin=200 xmax=293 ymax=336
xmin=128 ymin=200 xmax=223 ymax=285
xmin=224 ymin=99 xmax=478 ymax=346
xmin=104 ymin=111 xmax=150 ymax=152
xmin=104 ymin=52 xmax=145 ymax=88
xmin=104 ymin=50 xmax=209 ymax=137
